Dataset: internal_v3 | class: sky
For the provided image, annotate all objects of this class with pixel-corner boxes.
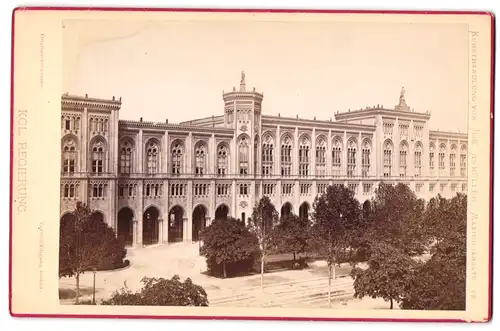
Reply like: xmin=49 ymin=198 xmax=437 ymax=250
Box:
xmin=63 ymin=19 xmax=469 ymax=132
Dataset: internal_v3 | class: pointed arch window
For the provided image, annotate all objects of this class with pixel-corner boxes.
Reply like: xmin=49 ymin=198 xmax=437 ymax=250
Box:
xmin=449 ymin=145 xmax=457 ymax=177
xmin=238 ymin=137 xmax=249 ymax=175
xmin=361 ymin=140 xmax=371 ymax=177
xmin=414 ymin=143 xmax=422 ymax=177
xmin=315 ymin=138 xmax=326 ymax=177
xmin=147 ymin=140 xmax=160 ymax=174
xmin=460 ymin=145 xmax=467 ymax=177
xmin=120 ymin=140 xmax=133 ymax=174
xmin=429 ymin=144 xmax=435 ymax=173
xmin=217 ymin=144 xmax=229 ymax=176
xmin=332 ymin=139 xmax=342 ymax=177
xmin=62 ymin=138 xmax=77 ymax=174
xmin=383 ymin=141 xmax=393 ymax=177
xmin=195 ymin=143 xmax=207 ymax=175
xmin=347 ymin=139 xmax=357 ymax=177
xmin=399 ymin=142 xmax=408 ymax=177
xmin=439 ymin=144 xmax=446 ymax=171
xmin=171 ymin=142 xmax=184 ymax=175
xmin=262 ymin=135 xmax=274 ymax=177
xmin=299 ymin=136 xmax=310 ymax=177
xmin=281 ymin=136 xmax=292 ymax=176
xmin=91 ymin=140 xmax=106 ymax=174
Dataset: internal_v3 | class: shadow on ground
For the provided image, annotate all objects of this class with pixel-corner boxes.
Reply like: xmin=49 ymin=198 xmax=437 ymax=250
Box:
xmin=59 ymin=286 xmax=97 ymax=300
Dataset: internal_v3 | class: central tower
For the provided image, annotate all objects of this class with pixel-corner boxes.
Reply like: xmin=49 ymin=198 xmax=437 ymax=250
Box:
xmin=222 ymin=71 xmax=264 ymax=176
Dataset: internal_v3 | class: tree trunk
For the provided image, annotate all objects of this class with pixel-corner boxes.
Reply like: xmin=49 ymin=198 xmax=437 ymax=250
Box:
xmin=260 ymin=256 xmax=265 ymax=289
xmin=328 ymin=264 xmax=333 ymax=308
xmin=293 ymin=252 xmax=296 ymax=261
xmin=222 ymin=260 xmax=227 ymax=278
xmin=390 ymin=298 xmax=393 ymax=309
xmin=75 ymin=272 xmax=80 ymax=304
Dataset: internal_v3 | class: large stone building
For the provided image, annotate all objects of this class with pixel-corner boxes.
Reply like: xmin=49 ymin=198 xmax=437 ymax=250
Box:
xmin=60 ymin=72 xmax=468 ymax=247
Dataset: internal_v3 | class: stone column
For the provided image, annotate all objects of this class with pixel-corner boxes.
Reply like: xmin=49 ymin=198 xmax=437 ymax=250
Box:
xmin=132 ymin=220 xmax=138 ymax=247
xmin=158 ymin=219 xmax=163 ymax=243
xmin=183 ymin=217 xmax=189 ymax=242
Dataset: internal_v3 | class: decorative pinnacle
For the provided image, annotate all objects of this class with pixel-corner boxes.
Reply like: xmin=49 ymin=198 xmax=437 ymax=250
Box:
xmin=239 ymin=70 xmax=246 ymax=92
xmin=399 ymin=85 xmax=407 ymax=107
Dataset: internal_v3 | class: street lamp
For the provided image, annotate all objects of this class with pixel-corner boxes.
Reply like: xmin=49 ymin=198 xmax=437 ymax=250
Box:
xmin=92 ymin=267 xmax=97 ymax=305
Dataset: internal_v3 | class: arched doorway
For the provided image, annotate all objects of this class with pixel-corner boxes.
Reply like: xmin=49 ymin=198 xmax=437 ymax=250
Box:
xmin=168 ymin=206 xmax=184 ymax=243
xmin=60 ymin=212 xmax=75 ymax=224
xmin=281 ymin=202 xmax=292 ymax=219
xmin=299 ymin=202 xmax=310 ymax=222
xmin=192 ymin=205 xmax=207 ymax=242
xmin=117 ymin=208 xmax=134 ymax=246
xmin=143 ymin=206 xmax=160 ymax=245
xmin=215 ymin=204 xmax=229 ymax=220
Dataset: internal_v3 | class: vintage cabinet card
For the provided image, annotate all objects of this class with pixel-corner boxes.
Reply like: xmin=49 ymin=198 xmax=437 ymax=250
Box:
xmin=9 ymin=7 xmax=494 ymax=322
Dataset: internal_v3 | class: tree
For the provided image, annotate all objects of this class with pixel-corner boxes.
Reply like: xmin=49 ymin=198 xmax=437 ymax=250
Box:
xmin=350 ymin=242 xmax=420 ymax=309
xmin=248 ymin=196 xmax=279 ymax=288
xmin=59 ymin=202 xmax=127 ymax=303
xmin=200 ymin=217 xmax=260 ymax=278
xmin=274 ymin=213 xmax=311 ymax=261
xmin=100 ymin=275 xmax=208 ymax=306
xmin=309 ymin=185 xmax=361 ymax=307
xmin=367 ymin=183 xmax=429 ymax=257
xmin=401 ymin=193 xmax=467 ymax=310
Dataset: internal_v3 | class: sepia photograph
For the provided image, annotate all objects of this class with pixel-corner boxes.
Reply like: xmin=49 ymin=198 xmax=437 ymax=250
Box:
xmin=58 ymin=17 xmax=469 ymax=310
xmin=9 ymin=8 xmax=493 ymax=322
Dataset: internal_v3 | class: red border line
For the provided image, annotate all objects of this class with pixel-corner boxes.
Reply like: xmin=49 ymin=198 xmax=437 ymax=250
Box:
xmin=8 ymin=7 xmax=495 ymax=323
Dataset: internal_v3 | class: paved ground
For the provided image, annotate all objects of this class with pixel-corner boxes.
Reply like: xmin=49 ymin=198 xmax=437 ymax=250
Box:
xmin=59 ymin=242 xmax=397 ymax=309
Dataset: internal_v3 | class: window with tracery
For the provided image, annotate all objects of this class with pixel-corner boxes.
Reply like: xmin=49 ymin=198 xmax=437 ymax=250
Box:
xmin=171 ymin=141 xmax=183 ymax=175
xmin=449 ymin=145 xmax=457 ymax=177
xmin=383 ymin=141 xmax=393 ymax=177
xmin=460 ymin=145 xmax=467 ymax=177
xmin=414 ymin=143 xmax=422 ymax=177
xmin=146 ymin=140 xmax=160 ymax=174
xmin=61 ymin=183 xmax=79 ymax=199
xmin=262 ymin=136 xmax=274 ymax=177
xmin=439 ymin=144 xmax=446 ymax=171
xmin=332 ymin=139 xmax=342 ymax=177
xmin=361 ymin=140 xmax=371 ymax=177
xmin=217 ymin=144 xmax=229 ymax=176
xmin=281 ymin=136 xmax=292 ymax=176
xmin=347 ymin=140 xmax=356 ymax=177
xmin=299 ymin=136 xmax=310 ymax=177
xmin=400 ymin=142 xmax=408 ymax=177
xmin=62 ymin=138 xmax=77 ymax=173
xmin=238 ymin=137 xmax=249 ymax=175
xmin=120 ymin=140 xmax=133 ymax=174
xmin=91 ymin=140 xmax=106 ymax=174
xmin=195 ymin=142 xmax=206 ymax=175
xmin=315 ymin=138 xmax=326 ymax=177
xmin=429 ymin=144 xmax=435 ymax=173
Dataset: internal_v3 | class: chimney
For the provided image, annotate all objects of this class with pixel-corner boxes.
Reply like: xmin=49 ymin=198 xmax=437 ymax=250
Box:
xmin=85 ymin=93 xmax=88 ymax=98
xmin=112 ymin=96 xmax=115 ymax=101
xmin=140 ymin=117 xmax=143 ymax=122
xmin=166 ymin=119 xmax=168 ymax=124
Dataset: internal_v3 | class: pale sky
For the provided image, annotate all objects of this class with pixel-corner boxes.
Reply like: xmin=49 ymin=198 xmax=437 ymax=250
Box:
xmin=63 ymin=19 xmax=469 ymax=132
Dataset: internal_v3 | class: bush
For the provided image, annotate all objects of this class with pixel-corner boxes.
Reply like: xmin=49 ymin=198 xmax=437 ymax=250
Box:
xmin=100 ymin=276 xmax=208 ymax=306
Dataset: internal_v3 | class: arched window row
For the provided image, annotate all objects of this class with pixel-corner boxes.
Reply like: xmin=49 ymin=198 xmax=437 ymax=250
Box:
xmin=145 ymin=183 xmax=163 ymax=198
xmin=61 ymin=115 xmax=81 ymax=131
xmin=61 ymin=183 xmax=79 ymax=198
xmin=118 ymin=183 xmax=137 ymax=198
xmin=89 ymin=117 xmax=108 ymax=133
xmin=90 ymin=183 xmax=107 ymax=198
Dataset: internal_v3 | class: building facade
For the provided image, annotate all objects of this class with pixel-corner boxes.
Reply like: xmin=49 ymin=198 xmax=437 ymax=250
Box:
xmin=60 ymin=73 xmax=468 ymax=247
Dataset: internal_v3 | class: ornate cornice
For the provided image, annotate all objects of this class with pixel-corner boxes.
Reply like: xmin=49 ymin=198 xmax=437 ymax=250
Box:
xmin=119 ymin=120 xmax=235 ymax=136
xmin=429 ymin=130 xmax=468 ymax=140
xmin=262 ymin=115 xmax=376 ymax=132
xmin=61 ymin=94 xmax=122 ymax=112
xmin=334 ymin=107 xmax=431 ymax=121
